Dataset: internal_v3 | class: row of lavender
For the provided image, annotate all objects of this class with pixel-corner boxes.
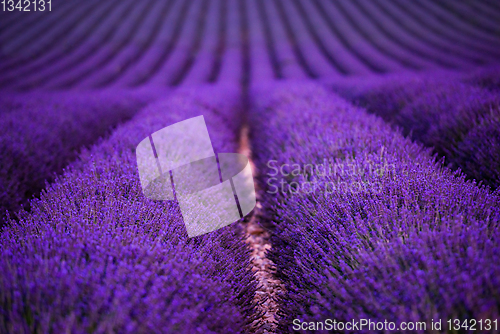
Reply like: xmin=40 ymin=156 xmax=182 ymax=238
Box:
xmin=2 ymin=0 xmax=500 ymax=89
xmin=0 ymin=88 xmax=167 ymax=224
xmin=0 ymin=85 xmax=258 ymax=333
xmin=346 ymin=66 xmax=500 ymax=190
xmin=250 ymin=82 xmax=500 ymax=332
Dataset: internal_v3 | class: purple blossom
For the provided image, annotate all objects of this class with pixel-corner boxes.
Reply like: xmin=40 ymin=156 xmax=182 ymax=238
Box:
xmin=0 ymin=85 xmax=258 ymax=333
xmin=250 ymin=82 xmax=500 ymax=332
xmin=0 ymin=89 xmax=156 ymax=223
xmin=350 ymin=77 xmax=500 ymax=189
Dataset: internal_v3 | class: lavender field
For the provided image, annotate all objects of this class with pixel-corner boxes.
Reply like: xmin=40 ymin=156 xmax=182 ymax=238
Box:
xmin=1 ymin=1 xmax=500 ymax=333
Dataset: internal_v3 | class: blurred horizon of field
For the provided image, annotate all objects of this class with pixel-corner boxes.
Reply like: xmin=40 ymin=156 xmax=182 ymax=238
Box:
xmin=1 ymin=0 xmax=500 ymax=91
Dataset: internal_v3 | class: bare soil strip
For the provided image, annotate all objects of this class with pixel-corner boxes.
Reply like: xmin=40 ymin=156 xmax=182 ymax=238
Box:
xmin=238 ymin=125 xmax=284 ymax=334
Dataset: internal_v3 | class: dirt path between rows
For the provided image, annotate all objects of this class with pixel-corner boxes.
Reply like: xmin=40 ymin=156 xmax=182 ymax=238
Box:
xmin=237 ymin=124 xmax=284 ymax=334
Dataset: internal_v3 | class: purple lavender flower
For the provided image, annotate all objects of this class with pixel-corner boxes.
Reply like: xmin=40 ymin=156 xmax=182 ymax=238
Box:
xmin=249 ymin=82 xmax=500 ymax=332
xmin=0 ymin=89 xmax=154 ymax=223
xmin=0 ymin=85 xmax=258 ymax=333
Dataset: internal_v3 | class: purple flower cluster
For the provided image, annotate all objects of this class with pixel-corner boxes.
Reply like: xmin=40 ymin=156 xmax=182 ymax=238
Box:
xmin=463 ymin=65 xmax=500 ymax=91
xmin=0 ymin=89 xmax=166 ymax=224
xmin=0 ymin=91 xmax=144 ymax=225
xmin=350 ymin=76 xmax=500 ymax=189
xmin=0 ymin=85 xmax=258 ymax=333
xmin=250 ymin=82 xmax=500 ymax=333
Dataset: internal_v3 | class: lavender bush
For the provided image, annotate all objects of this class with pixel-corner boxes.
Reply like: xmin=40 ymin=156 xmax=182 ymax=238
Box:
xmin=462 ymin=65 xmax=500 ymax=91
xmin=454 ymin=113 xmax=500 ymax=192
xmin=0 ymin=89 xmax=156 ymax=224
xmin=250 ymin=82 xmax=500 ymax=333
xmin=0 ymin=85 xmax=258 ymax=333
xmin=350 ymin=78 xmax=500 ymax=189
xmin=394 ymin=83 xmax=498 ymax=148
xmin=347 ymin=73 xmax=450 ymax=121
